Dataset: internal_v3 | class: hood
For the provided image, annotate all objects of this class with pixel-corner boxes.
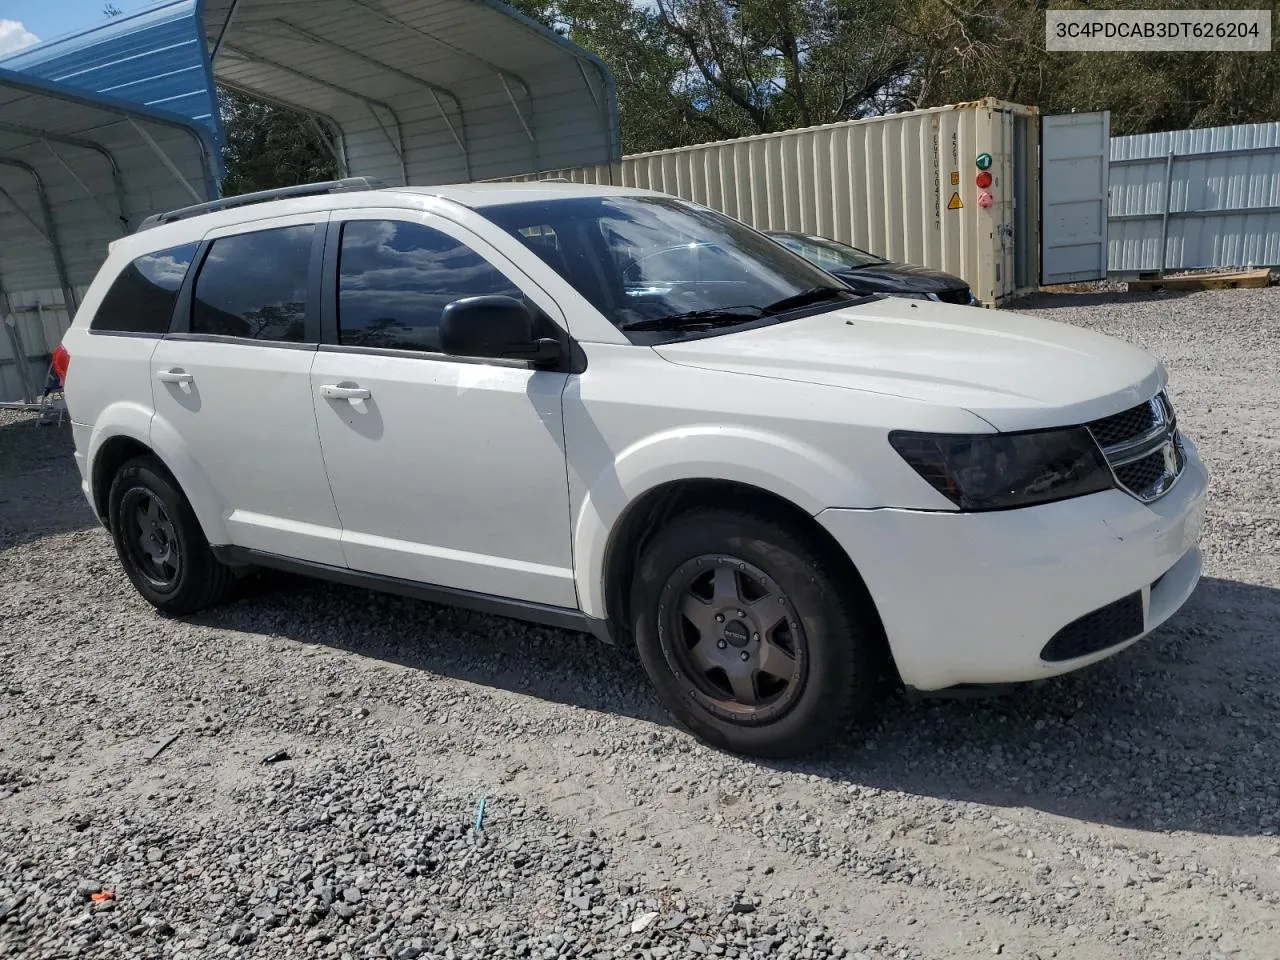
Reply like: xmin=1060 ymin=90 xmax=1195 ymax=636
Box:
xmin=653 ymin=297 xmax=1164 ymax=432
xmin=832 ymin=262 xmax=967 ymax=294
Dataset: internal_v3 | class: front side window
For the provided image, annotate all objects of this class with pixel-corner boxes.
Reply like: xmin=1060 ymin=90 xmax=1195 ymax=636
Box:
xmin=337 ymin=220 xmax=521 ymax=353
xmin=482 ymin=196 xmax=857 ymax=338
xmin=91 ymin=242 xmax=199 ymax=334
xmin=192 ymin=225 xmax=313 ymax=342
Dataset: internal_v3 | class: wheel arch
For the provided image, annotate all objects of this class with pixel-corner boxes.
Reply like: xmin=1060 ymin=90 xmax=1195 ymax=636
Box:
xmin=90 ymin=434 xmax=155 ymax=523
xmin=571 ymin=424 xmax=880 ymax=622
xmin=87 ymin=413 xmax=228 ymax=545
xmin=595 ymin=478 xmax=888 ymax=667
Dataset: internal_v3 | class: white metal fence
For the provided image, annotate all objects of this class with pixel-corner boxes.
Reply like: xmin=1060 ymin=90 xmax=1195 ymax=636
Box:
xmin=1108 ymin=121 xmax=1280 ymax=274
xmin=0 ymin=288 xmax=76 ymax=405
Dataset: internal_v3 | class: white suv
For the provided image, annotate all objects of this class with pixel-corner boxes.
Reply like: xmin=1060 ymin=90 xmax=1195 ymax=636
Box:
xmin=58 ymin=180 xmax=1207 ymax=757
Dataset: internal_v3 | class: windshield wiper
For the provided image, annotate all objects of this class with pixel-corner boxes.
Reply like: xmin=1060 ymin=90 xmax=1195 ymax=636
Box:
xmin=621 ymin=306 xmax=763 ymax=331
xmin=760 ymin=285 xmax=855 ymax=316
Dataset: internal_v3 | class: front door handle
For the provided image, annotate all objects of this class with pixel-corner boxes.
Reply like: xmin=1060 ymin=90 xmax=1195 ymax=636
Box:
xmin=156 ymin=368 xmax=194 ymax=384
xmin=319 ymin=383 xmax=372 ymax=401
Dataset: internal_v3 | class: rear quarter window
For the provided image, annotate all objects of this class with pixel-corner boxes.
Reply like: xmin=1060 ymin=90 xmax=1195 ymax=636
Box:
xmin=89 ymin=243 xmax=199 ymax=334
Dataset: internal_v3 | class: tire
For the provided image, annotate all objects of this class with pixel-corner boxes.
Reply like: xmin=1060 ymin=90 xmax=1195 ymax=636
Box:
xmin=107 ymin=454 xmax=235 ymax=615
xmin=631 ymin=507 xmax=881 ymax=758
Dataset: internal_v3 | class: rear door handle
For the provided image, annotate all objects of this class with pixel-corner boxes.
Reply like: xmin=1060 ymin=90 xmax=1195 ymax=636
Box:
xmin=319 ymin=383 xmax=372 ymax=400
xmin=156 ymin=368 xmax=194 ymax=384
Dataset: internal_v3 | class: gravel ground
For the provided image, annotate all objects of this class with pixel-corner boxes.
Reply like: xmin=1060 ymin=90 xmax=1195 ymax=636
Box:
xmin=2 ymin=286 xmax=1278 ymax=960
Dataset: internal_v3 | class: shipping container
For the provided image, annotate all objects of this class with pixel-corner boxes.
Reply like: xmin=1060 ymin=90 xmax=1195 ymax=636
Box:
xmin=504 ymin=100 xmax=1041 ymax=305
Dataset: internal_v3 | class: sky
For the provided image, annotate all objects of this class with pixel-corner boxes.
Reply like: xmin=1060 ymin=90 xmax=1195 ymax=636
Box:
xmin=0 ymin=0 xmax=159 ymax=55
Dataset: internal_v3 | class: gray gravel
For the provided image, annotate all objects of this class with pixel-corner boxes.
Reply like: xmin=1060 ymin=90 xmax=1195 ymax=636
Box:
xmin=2 ymin=285 xmax=1279 ymax=960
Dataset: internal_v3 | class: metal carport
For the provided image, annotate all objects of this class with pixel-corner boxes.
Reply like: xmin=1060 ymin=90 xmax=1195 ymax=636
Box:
xmin=0 ymin=68 xmax=218 ymax=404
xmin=201 ymin=0 xmax=620 ymax=184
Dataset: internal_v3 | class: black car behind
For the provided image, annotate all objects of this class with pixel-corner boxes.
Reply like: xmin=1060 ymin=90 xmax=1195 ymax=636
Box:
xmin=768 ymin=231 xmax=976 ymax=305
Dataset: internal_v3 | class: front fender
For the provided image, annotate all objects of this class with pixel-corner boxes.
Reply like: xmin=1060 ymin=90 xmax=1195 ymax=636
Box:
xmin=572 ymin=425 xmax=874 ymax=620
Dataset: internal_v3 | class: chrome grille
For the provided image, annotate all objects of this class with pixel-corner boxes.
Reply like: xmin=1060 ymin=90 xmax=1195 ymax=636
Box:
xmin=1086 ymin=392 xmax=1183 ymax=502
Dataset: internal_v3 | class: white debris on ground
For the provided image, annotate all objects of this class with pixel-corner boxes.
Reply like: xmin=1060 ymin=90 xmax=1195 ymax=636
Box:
xmin=1 ymin=286 xmax=1277 ymax=960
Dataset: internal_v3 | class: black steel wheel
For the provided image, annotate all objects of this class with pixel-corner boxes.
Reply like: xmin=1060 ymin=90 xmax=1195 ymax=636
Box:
xmin=632 ymin=507 xmax=882 ymax=757
xmin=108 ymin=454 xmax=235 ymax=615
xmin=659 ymin=555 xmax=808 ymax=724
xmin=117 ymin=486 xmax=182 ymax=589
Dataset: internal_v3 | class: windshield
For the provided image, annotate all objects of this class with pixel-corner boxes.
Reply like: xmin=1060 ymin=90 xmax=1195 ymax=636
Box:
xmin=770 ymin=233 xmax=888 ymax=269
xmin=481 ymin=196 xmax=856 ymax=337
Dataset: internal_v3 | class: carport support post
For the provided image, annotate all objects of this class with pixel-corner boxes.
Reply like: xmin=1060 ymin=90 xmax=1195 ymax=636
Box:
xmin=1158 ymin=147 xmax=1175 ymax=274
xmin=0 ymin=159 xmax=78 ymax=315
xmin=127 ymin=119 xmax=203 ymax=204
xmin=3 ymin=319 xmax=34 ymax=404
xmin=211 ymin=0 xmax=242 ymax=59
xmin=0 ymin=278 xmax=34 ymax=404
xmin=0 ymin=121 xmax=133 ymax=230
xmin=42 ymin=140 xmax=127 ymax=236
xmin=30 ymin=175 xmax=78 ymax=315
xmin=307 ymin=116 xmax=348 ymax=178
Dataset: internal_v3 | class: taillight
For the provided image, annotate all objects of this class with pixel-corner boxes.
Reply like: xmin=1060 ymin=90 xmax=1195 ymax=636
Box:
xmin=51 ymin=343 xmax=70 ymax=383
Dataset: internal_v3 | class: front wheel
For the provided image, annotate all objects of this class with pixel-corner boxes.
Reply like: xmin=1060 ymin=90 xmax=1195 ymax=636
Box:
xmin=631 ymin=508 xmax=882 ymax=757
xmin=107 ymin=455 xmax=234 ymax=615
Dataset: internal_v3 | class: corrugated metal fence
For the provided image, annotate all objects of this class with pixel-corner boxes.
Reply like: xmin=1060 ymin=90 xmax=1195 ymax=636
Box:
xmin=0 ymin=288 xmax=78 ymax=405
xmin=503 ymin=101 xmax=1042 ymax=305
xmin=1109 ymin=121 xmax=1280 ymax=274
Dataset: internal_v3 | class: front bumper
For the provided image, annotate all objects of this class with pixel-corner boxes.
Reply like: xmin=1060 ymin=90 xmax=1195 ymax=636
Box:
xmin=818 ymin=437 xmax=1208 ymax=691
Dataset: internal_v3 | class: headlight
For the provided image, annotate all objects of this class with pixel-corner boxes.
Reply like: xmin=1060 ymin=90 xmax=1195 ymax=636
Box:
xmin=888 ymin=427 xmax=1114 ymax=511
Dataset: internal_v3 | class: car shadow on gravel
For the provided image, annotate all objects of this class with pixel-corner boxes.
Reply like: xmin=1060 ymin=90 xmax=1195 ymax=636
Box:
xmin=200 ymin=567 xmax=1278 ymax=839
xmin=794 ymin=574 xmax=1280 ymax=839
xmin=0 ymin=416 xmax=96 ymax=551
xmin=196 ymin=569 xmax=673 ymax=725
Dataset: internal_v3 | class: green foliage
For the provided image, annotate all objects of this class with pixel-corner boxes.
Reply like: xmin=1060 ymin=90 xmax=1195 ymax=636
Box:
xmin=899 ymin=0 xmax=1280 ymax=135
xmin=508 ymin=0 xmax=1280 ymax=149
xmin=218 ymin=89 xmax=338 ymax=196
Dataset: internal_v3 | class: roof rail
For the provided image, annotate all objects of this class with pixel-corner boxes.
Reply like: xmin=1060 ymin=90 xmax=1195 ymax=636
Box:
xmin=136 ymin=177 xmax=385 ymax=231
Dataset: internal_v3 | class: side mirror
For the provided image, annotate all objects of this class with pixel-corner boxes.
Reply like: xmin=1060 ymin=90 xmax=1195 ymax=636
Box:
xmin=439 ymin=295 xmax=562 ymax=365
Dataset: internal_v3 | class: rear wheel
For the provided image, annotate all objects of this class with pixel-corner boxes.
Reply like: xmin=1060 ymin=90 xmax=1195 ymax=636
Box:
xmin=631 ymin=508 xmax=881 ymax=757
xmin=108 ymin=455 xmax=234 ymax=615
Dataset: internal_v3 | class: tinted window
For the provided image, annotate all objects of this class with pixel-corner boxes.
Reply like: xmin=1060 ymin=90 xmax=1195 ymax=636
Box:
xmin=91 ymin=243 xmax=199 ymax=334
xmin=192 ymin=225 xmax=313 ymax=342
xmin=483 ymin=197 xmax=849 ymax=337
xmin=338 ymin=220 xmax=521 ymax=352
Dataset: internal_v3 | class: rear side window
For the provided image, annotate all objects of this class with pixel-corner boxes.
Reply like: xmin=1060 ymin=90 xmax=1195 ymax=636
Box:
xmin=90 ymin=243 xmax=199 ymax=334
xmin=192 ymin=225 xmax=313 ymax=342
xmin=337 ymin=220 xmax=521 ymax=352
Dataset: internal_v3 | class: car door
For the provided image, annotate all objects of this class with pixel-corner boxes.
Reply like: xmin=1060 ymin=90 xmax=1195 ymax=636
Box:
xmin=309 ymin=210 xmax=577 ymax=608
xmin=150 ymin=212 xmax=346 ymax=567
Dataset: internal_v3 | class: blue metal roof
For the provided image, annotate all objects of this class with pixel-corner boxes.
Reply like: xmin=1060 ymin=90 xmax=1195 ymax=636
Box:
xmin=2 ymin=0 xmax=620 ymax=189
xmin=0 ymin=0 xmax=223 ymax=150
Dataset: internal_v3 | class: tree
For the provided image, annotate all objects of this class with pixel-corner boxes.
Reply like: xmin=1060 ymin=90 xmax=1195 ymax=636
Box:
xmin=218 ymin=88 xmax=337 ymax=196
xmin=652 ymin=0 xmax=914 ymax=133
xmin=511 ymin=0 xmax=918 ymax=150
xmin=887 ymin=0 xmax=1280 ymax=135
xmin=511 ymin=0 xmax=1280 ymax=150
